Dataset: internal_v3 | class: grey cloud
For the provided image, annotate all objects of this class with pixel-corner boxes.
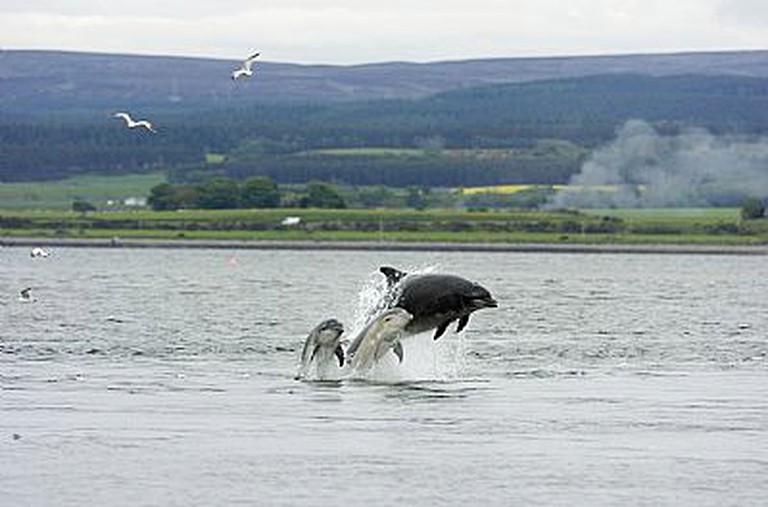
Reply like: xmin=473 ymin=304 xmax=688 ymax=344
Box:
xmin=718 ymin=0 xmax=768 ymax=26
xmin=0 ymin=1 xmax=247 ymax=18
xmin=1 ymin=1 xmax=765 ymax=63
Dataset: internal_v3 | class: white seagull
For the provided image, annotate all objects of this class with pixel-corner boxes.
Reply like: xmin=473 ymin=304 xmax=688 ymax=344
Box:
xmin=231 ymin=52 xmax=260 ymax=80
xmin=113 ymin=112 xmax=157 ymax=133
xmin=30 ymin=246 xmax=50 ymax=258
xmin=18 ymin=287 xmax=37 ymax=303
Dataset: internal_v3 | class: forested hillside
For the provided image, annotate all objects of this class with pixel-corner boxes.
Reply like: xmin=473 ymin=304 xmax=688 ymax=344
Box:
xmin=3 ymin=49 xmax=767 ymax=113
xmin=2 ymin=50 xmax=768 ymax=187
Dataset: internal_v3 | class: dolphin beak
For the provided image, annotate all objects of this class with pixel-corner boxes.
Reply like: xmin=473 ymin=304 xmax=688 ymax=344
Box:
xmin=474 ymin=296 xmax=498 ymax=309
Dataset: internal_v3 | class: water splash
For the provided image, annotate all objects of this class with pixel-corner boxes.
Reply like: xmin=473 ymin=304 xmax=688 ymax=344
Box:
xmin=349 ymin=270 xmax=392 ymax=333
xmin=356 ymin=332 xmax=469 ymax=383
xmin=349 ymin=262 xmax=439 ymax=333
xmin=296 ymin=348 xmax=347 ymax=382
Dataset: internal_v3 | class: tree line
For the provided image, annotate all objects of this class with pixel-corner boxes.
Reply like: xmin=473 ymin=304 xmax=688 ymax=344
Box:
xmin=148 ymin=177 xmax=346 ymax=210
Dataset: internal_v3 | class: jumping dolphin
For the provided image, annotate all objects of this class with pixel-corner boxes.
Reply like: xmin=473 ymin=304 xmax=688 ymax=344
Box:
xmin=297 ymin=318 xmax=345 ymax=379
xmin=346 ymin=308 xmax=413 ymax=373
xmin=379 ymin=266 xmax=497 ymax=340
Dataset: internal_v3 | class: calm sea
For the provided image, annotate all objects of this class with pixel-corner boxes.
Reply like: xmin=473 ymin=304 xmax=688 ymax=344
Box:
xmin=1 ymin=247 xmax=766 ymax=506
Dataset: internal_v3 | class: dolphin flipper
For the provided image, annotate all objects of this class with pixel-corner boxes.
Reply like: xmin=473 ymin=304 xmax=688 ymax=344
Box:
xmin=456 ymin=315 xmax=470 ymax=333
xmin=393 ymin=341 xmax=404 ymax=363
xmin=334 ymin=345 xmax=345 ymax=367
xmin=433 ymin=321 xmax=450 ymax=340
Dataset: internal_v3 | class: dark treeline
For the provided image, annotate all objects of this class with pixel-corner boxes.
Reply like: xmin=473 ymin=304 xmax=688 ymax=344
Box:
xmin=3 ymin=74 xmax=768 ymax=185
xmin=148 ymin=177 xmax=346 ymax=210
xmin=210 ymin=152 xmax=579 ymax=187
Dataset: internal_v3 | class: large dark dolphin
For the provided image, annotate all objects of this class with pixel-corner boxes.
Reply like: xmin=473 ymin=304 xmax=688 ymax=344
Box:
xmin=379 ymin=266 xmax=498 ymax=340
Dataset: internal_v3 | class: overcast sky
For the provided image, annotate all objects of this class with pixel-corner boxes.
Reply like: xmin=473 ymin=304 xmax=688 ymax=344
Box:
xmin=1 ymin=0 xmax=766 ymax=64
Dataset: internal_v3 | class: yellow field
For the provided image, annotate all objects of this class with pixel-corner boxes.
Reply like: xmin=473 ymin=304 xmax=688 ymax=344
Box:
xmin=460 ymin=184 xmax=645 ymax=195
xmin=461 ymin=184 xmax=540 ymax=195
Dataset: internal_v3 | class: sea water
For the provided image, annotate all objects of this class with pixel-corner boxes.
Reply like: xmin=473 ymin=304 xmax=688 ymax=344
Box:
xmin=1 ymin=247 xmax=766 ymax=506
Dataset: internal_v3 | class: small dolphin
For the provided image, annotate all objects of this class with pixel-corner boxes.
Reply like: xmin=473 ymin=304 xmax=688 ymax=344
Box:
xmin=297 ymin=319 xmax=345 ymax=379
xmin=346 ymin=308 xmax=413 ymax=373
xmin=380 ymin=266 xmax=497 ymax=340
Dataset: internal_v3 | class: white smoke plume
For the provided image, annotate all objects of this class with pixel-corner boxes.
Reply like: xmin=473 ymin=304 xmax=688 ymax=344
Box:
xmin=550 ymin=120 xmax=768 ymax=208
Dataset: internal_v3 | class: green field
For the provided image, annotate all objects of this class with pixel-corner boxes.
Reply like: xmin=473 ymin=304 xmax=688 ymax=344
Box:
xmin=2 ymin=206 xmax=767 ymax=245
xmin=306 ymin=143 xmax=585 ymax=161
xmin=584 ymin=208 xmax=741 ymax=220
xmin=307 ymin=148 xmax=425 ymax=157
xmin=0 ymin=173 xmax=166 ymax=210
xmin=1 ymin=173 xmax=766 ymax=245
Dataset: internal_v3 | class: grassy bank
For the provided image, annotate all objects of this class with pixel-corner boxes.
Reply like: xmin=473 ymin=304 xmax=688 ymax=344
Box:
xmin=0 ymin=173 xmax=165 ymax=210
xmin=1 ymin=207 xmax=767 ymax=245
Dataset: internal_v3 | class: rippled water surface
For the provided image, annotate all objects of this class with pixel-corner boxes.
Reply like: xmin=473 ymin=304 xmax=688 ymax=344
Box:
xmin=2 ymin=247 xmax=767 ymax=506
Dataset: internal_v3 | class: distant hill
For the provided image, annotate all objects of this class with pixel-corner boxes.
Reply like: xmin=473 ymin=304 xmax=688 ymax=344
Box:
xmin=406 ymin=73 xmax=768 ymax=142
xmin=3 ymin=69 xmax=768 ymax=185
xmin=2 ymin=49 xmax=768 ymax=114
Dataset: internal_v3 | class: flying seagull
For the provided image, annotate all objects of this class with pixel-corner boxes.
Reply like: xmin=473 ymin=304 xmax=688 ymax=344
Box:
xmin=113 ymin=112 xmax=157 ymax=133
xmin=231 ymin=52 xmax=260 ymax=80
xmin=18 ymin=287 xmax=37 ymax=303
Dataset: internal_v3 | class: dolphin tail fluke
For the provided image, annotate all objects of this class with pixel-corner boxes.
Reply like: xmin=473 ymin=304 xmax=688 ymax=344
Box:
xmin=334 ymin=345 xmax=345 ymax=367
xmin=456 ymin=315 xmax=470 ymax=333
xmin=393 ymin=341 xmax=404 ymax=363
xmin=433 ymin=321 xmax=450 ymax=340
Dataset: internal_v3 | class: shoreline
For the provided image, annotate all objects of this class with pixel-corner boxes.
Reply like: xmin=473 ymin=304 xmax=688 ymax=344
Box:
xmin=2 ymin=236 xmax=767 ymax=255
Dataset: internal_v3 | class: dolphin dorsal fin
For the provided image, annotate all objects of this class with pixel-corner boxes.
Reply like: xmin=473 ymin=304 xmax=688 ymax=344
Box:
xmin=379 ymin=266 xmax=407 ymax=287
